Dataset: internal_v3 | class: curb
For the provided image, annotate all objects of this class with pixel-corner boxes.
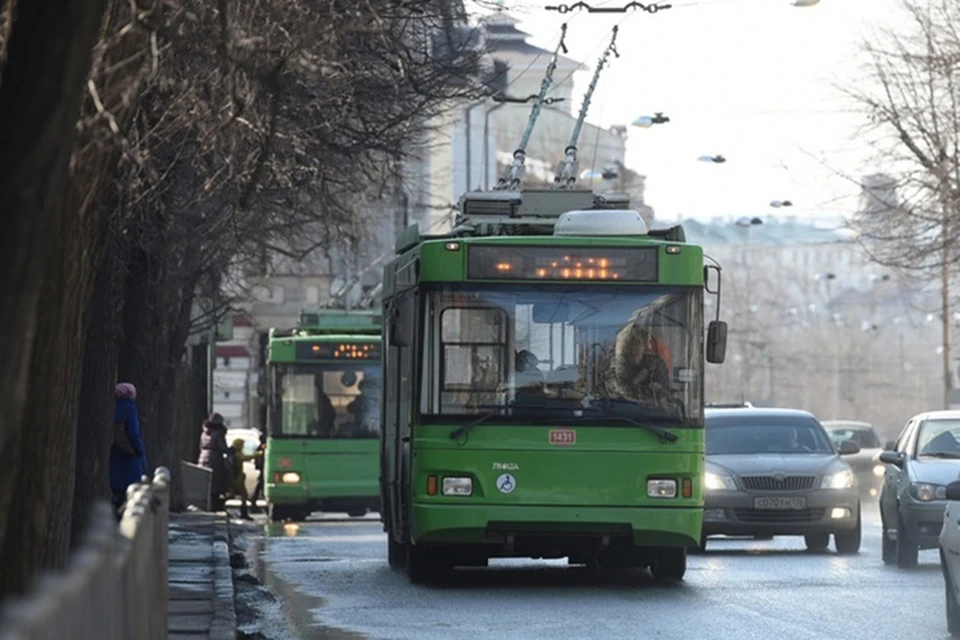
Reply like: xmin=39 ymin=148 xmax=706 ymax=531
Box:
xmin=210 ymin=512 xmax=238 ymax=640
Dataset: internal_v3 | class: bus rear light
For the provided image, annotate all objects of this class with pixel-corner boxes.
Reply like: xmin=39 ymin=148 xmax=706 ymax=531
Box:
xmin=681 ymin=477 xmax=692 ymax=498
xmin=442 ymin=477 xmax=473 ymax=496
xmin=647 ymin=479 xmax=677 ymax=498
xmin=427 ymin=475 xmax=438 ymax=496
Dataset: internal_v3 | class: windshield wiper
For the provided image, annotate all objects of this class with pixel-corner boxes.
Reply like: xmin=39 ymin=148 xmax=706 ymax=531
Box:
xmin=448 ymin=403 xmax=559 ymax=440
xmin=920 ymin=451 xmax=960 ymax=459
xmin=584 ymin=398 xmax=679 ymax=443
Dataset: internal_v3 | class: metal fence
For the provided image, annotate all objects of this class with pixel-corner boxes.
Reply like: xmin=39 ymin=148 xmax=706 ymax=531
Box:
xmin=0 ymin=467 xmax=171 ymax=640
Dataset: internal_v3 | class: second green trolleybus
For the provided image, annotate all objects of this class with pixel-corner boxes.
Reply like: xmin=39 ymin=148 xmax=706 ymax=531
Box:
xmin=264 ymin=309 xmax=383 ymax=522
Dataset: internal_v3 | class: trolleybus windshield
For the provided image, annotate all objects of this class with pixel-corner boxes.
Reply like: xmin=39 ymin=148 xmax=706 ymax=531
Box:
xmin=420 ymin=284 xmax=702 ymax=425
xmin=271 ymin=363 xmax=381 ymax=439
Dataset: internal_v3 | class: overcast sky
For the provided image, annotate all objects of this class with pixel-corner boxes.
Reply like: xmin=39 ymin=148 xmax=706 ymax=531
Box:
xmin=492 ymin=0 xmax=906 ymax=223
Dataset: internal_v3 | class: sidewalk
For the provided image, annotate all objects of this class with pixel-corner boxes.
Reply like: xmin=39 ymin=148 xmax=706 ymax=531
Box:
xmin=168 ymin=511 xmax=237 ymax=640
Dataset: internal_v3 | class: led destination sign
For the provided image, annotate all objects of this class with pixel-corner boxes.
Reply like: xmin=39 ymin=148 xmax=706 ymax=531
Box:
xmin=295 ymin=342 xmax=381 ymax=360
xmin=467 ymin=246 xmax=659 ymax=282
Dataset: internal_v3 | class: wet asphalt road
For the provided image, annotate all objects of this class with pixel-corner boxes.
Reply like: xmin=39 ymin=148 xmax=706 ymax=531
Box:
xmin=248 ymin=502 xmax=952 ymax=640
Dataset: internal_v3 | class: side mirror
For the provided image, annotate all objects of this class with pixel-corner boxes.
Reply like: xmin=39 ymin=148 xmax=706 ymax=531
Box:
xmin=946 ymin=480 xmax=960 ymax=502
xmin=389 ymin=323 xmax=410 ymax=347
xmin=879 ymin=451 xmax=904 ymax=468
xmin=839 ymin=440 xmax=861 ymax=455
xmin=706 ymin=320 xmax=727 ymax=364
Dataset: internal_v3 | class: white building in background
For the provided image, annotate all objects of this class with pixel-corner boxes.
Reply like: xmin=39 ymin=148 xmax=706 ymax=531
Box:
xmin=211 ymin=314 xmax=259 ymax=430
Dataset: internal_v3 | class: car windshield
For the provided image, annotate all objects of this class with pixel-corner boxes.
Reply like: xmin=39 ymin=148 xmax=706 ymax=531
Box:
xmin=420 ymin=284 xmax=702 ymax=425
xmin=706 ymin=414 xmax=835 ymax=454
xmin=915 ymin=419 xmax=960 ymax=457
xmin=827 ymin=428 xmax=881 ymax=449
xmin=270 ymin=363 xmax=381 ymax=439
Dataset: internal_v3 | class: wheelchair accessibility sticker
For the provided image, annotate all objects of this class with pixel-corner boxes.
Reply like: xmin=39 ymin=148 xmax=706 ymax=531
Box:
xmin=496 ymin=473 xmax=517 ymax=494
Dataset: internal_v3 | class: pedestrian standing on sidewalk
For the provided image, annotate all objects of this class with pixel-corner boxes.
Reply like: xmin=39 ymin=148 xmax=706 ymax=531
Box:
xmin=110 ymin=382 xmax=148 ymax=519
xmin=197 ymin=412 xmax=230 ymax=510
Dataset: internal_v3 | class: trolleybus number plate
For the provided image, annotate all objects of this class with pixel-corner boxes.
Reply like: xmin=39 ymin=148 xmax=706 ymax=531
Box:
xmin=754 ymin=497 xmax=806 ymax=510
xmin=549 ymin=429 xmax=576 ymax=446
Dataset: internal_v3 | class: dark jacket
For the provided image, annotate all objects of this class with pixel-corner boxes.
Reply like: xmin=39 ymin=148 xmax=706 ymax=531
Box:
xmin=110 ymin=398 xmax=148 ymax=491
xmin=198 ymin=421 xmax=229 ymax=494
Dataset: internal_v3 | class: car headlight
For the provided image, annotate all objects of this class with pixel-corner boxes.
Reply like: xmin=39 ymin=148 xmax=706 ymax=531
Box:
xmin=704 ymin=471 xmax=737 ymax=491
xmin=911 ymin=482 xmax=947 ymax=502
xmin=441 ymin=476 xmax=473 ymax=496
xmin=281 ymin=472 xmax=301 ymax=484
xmin=647 ymin=479 xmax=677 ymax=498
xmin=821 ymin=469 xmax=855 ymax=489
xmin=873 ymin=464 xmax=886 ymax=478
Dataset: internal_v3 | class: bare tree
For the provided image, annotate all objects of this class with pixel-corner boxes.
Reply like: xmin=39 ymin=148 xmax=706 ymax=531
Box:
xmin=845 ymin=0 xmax=960 ymax=408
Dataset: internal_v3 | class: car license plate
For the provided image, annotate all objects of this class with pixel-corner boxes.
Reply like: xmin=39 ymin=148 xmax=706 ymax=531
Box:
xmin=754 ymin=496 xmax=806 ymax=510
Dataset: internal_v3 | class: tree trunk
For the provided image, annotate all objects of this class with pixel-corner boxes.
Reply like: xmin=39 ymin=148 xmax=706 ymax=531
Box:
xmin=71 ymin=235 xmax=127 ymax=546
xmin=0 ymin=0 xmax=110 ymax=596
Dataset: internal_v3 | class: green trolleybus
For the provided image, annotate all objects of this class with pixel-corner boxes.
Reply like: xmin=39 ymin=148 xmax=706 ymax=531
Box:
xmin=380 ymin=189 xmax=728 ymax=582
xmin=264 ymin=309 xmax=383 ymax=522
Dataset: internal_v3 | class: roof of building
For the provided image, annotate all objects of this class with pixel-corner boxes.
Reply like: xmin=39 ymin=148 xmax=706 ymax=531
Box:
xmin=480 ymin=12 xmax=587 ymax=74
xmin=216 ymin=345 xmax=252 ymax=358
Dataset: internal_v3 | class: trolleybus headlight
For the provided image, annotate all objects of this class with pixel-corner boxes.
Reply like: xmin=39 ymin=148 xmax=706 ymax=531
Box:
xmin=647 ymin=479 xmax=677 ymax=498
xmin=281 ymin=472 xmax=301 ymax=484
xmin=441 ymin=477 xmax=473 ymax=496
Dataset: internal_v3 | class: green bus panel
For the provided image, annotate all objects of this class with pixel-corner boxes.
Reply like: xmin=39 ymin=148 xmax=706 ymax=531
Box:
xmin=417 ymin=238 xmax=704 ymax=286
xmin=264 ymin=438 xmax=379 ymax=504
xmin=407 ymin=425 xmax=704 ymax=547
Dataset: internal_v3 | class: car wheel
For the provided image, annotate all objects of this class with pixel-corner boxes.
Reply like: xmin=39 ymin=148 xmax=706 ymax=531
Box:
xmin=650 ymin=547 xmax=687 ymax=583
xmin=881 ymin=513 xmax=895 ymax=565
xmin=804 ymin=533 xmax=830 ymax=551
xmin=834 ymin=507 xmax=861 ymax=555
xmin=944 ymin=555 xmax=960 ymax=636
xmin=896 ymin=512 xmax=919 ymax=569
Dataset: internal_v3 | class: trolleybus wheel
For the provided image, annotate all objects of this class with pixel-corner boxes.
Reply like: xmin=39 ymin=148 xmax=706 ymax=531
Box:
xmin=268 ymin=504 xmax=291 ymax=523
xmin=388 ymin=538 xmax=407 ymax=571
xmin=650 ymin=547 xmax=686 ymax=582
xmin=407 ymin=545 xmax=449 ymax=584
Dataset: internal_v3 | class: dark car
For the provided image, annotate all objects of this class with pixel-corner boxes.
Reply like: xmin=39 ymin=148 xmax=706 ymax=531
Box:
xmin=822 ymin=420 xmax=885 ymax=499
xmin=701 ymin=407 xmax=862 ymax=554
xmin=880 ymin=410 xmax=960 ymax=568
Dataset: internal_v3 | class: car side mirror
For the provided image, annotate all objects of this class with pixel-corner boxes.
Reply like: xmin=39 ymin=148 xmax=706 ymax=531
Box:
xmin=706 ymin=320 xmax=727 ymax=364
xmin=946 ymin=480 xmax=960 ymax=501
xmin=839 ymin=440 xmax=860 ymax=455
xmin=879 ymin=451 xmax=904 ymax=468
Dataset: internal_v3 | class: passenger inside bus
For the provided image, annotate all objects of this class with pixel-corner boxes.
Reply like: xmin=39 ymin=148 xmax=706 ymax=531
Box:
xmin=346 ymin=377 xmax=381 ymax=438
xmin=514 ymin=349 xmax=545 ymax=408
xmin=310 ymin=390 xmax=337 ymax=437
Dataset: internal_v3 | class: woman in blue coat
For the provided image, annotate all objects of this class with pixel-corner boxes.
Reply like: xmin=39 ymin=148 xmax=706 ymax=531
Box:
xmin=111 ymin=382 xmax=148 ymax=516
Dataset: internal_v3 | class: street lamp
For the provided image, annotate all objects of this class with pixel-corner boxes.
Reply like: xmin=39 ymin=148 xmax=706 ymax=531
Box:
xmin=698 ymin=154 xmax=727 ymax=163
xmin=632 ymin=112 xmax=670 ymax=128
xmin=735 ymin=216 xmax=763 ymax=227
xmin=792 ymin=0 xmax=820 ymax=6
xmin=770 ymin=199 xmax=793 ymax=208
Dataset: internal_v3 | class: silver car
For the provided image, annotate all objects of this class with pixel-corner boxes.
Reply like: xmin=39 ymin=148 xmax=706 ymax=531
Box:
xmin=881 ymin=410 xmax=960 ymax=569
xmin=701 ymin=407 xmax=862 ymax=554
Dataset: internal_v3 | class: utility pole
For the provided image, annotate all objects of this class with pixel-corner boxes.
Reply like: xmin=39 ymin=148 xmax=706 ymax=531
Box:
xmin=940 ymin=200 xmax=952 ymax=409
